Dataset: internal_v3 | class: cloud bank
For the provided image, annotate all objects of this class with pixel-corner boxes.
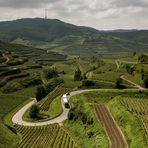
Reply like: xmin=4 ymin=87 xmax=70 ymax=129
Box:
xmin=0 ymin=0 xmax=148 ymax=30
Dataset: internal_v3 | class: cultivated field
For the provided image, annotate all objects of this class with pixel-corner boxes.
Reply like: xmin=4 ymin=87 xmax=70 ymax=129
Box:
xmin=15 ymin=124 xmax=77 ymax=148
xmin=93 ymin=104 xmax=127 ymax=148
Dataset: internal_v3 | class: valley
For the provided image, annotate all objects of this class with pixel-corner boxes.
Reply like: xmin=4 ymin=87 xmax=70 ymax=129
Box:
xmin=0 ymin=18 xmax=148 ymax=148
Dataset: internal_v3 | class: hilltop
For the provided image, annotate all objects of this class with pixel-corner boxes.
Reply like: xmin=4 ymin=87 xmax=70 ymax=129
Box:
xmin=0 ymin=18 xmax=148 ymax=57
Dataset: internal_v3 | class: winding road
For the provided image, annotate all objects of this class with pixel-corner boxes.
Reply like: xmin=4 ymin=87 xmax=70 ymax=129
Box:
xmin=12 ymin=89 xmax=105 ymax=126
xmin=12 ymin=88 xmax=145 ymax=126
xmin=12 ymin=59 xmax=145 ymax=126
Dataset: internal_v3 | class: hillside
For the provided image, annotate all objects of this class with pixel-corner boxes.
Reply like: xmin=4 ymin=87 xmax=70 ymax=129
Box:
xmin=0 ymin=18 xmax=147 ymax=57
xmin=0 ymin=18 xmax=98 ymax=42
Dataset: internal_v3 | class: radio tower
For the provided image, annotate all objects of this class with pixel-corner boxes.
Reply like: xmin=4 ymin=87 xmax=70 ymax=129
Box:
xmin=45 ymin=9 xmax=47 ymax=19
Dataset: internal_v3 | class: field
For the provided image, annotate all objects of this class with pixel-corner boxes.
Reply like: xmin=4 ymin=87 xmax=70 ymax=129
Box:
xmin=15 ymin=124 xmax=77 ymax=148
xmin=0 ymin=45 xmax=148 ymax=148
xmin=93 ymin=104 xmax=127 ymax=148
xmin=109 ymin=97 xmax=148 ymax=148
xmin=0 ymin=123 xmax=20 ymax=148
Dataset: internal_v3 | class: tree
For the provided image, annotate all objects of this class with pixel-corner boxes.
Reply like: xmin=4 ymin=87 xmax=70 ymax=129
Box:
xmin=36 ymin=85 xmax=47 ymax=102
xmin=29 ymin=105 xmax=39 ymax=118
xmin=82 ymin=80 xmax=95 ymax=87
xmin=133 ymin=52 xmax=136 ymax=56
xmin=74 ymin=67 xmax=82 ymax=81
xmin=144 ymin=77 xmax=148 ymax=88
xmin=115 ymin=78 xmax=124 ymax=89
xmin=125 ymin=64 xmax=135 ymax=75
xmin=43 ymin=66 xmax=58 ymax=79
xmin=138 ymin=54 xmax=148 ymax=63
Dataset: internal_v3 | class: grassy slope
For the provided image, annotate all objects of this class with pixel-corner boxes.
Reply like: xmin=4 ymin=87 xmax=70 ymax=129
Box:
xmin=64 ymin=94 xmax=109 ymax=148
xmin=0 ymin=94 xmax=28 ymax=118
xmin=0 ymin=123 xmax=20 ymax=148
xmin=48 ymin=96 xmax=63 ymax=119
xmin=108 ymin=97 xmax=147 ymax=148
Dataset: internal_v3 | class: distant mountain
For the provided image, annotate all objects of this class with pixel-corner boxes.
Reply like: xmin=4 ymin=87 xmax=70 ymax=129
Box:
xmin=0 ymin=18 xmax=98 ymax=42
xmin=103 ymin=30 xmax=148 ymax=44
xmin=0 ymin=18 xmax=147 ymax=57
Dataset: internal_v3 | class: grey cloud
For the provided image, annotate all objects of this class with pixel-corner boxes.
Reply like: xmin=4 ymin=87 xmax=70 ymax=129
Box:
xmin=0 ymin=0 xmax=60 ymax=8
xmin=0 ymin=0 xmax=148 ymax=29
xmin=111 ymin=0 xmax=148 ymax=8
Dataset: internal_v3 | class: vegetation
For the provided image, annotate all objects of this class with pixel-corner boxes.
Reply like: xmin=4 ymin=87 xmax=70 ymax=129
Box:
xmin=36 ymin=85 xmax=47 ymax=102
xmin=115 ymin=78 xmax=125 ymax=89
xmin=144 ymin=77 xmax=148 ymax=88
xmin=0 ymin=123 xmax=20 ymax=148
xmin=65 ymin=95 xmax=109 ymax=148
xmin=29 ymin=105 xmax=39 ymax=118
xmin=48 ymin=96 xmax=63 ymax=119
xmin=74 ymin=67 xmax=82 ymax=81
xmin=43 ymin=66 xmax=58 ymax=79
xmin=0 ymin=34 xmax=148 ymax=148
xmin=109 ymin=97 xmax=147 ymax=148
xmin=15 ymin=124 xmax=77 ymax=148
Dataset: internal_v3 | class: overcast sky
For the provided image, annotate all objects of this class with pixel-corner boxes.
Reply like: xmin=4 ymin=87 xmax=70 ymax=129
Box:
xmin=0 ymin=0 xmax=148 ymax=30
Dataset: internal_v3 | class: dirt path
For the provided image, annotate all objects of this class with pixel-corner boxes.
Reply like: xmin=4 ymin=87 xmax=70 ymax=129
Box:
xmin=93 ymin=104 xmax=128 ymax=148
xmin=115 ymin=60 xmax=144 ymax=89
xmin=2 ymin=53 xmax=10 ymax=63
xmin=120 ymin=75 xmax=145 ymax=90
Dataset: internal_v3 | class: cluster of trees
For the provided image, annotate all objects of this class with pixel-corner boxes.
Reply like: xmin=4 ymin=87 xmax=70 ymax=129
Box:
xmin=19 ymin=74 xmax=42 ymax=88
xmin=68 ymin=107 xmax=94 ymax=126
xmin=7 ymin=58 xmax=28 ymax=66
xmin=138 ymin=54 xmax=148 ymax=63
xmin=82 ymin=80 xmax=95 ymax=87
xmin=125 ymin=65 xmax=136 ymax=75
xmin=29 ymin=104 xmax=39 ymax=118
xmin=74 ymin=67 xmax=82 ymax=81
xmin=36 ymin=78 xmax=63 ymax=102
xmin=115 ymin=78 xmax=126 ymax=89
xmin=144 ymin=77 xmax=148 ymax=88
xmin=43 ymin=67 xmax=58 ymax=79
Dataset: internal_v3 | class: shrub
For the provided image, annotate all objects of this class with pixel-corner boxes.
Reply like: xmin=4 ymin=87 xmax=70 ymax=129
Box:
xmin=74 ymin=67 xmax=82 ymax=81
xmin=43 ymin=67 xmax=58 ymax=79
xmin=144 ymin=77 xmax=148 ymax=88
xmin=115 ymin=78 xmax=125 ymax=89
xmin=29 ymin=105 xmax=39 ymax=118
xmin=36 ymin=85 xmax=47 ymax=102
xmin=82 ymin=80 xmax=95 ymax=87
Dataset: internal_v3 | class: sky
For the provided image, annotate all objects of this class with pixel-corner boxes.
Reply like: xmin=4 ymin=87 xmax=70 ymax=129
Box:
xmin=0 ymin=0 xmax=148 ymax=30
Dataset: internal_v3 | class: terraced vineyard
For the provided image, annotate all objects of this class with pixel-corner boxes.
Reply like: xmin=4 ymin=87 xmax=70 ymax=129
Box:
xmin=120 ymin=98 xmax=148 ymax=116
xmin=15 ymin=124 xmax=77 ymax=148
xmin=40 ymin=86 xmax=72 ymax=111
xmin=120 ymin=97 xmax=148 ymax=139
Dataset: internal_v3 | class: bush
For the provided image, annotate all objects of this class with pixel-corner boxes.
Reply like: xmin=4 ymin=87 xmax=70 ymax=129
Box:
xmin=144 ymin=77 xmax=148 ymax=88
xmin=74 ymin=67 xmax=82 ymax=81
xmin=20 ymin=75 xmax=42 ymax=87
xmin=82 ymin=80 xmax=95 ymax=87
xmin=115 ymin=78 xmax=125 ymax=89
xmin=29 ymin=105 xmax=39 ymax=118
xmin=36 ymin=85 xmax=47 ymax=102
xmin=43 ymin=67 xmax=58 ymax=79
xmin=138 ymin=54 xmax=148 ymax=63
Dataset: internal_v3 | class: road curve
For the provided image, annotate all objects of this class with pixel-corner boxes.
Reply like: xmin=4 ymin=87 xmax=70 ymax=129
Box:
xmin=12 ymin=89 xmax=103 ymax=126
xmin=12 ymin=88 xmax=146 ymax=126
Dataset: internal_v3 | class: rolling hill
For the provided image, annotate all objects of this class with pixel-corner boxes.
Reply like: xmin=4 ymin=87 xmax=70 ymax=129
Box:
xmin=0 ymin=18 xmax=148 ymax=57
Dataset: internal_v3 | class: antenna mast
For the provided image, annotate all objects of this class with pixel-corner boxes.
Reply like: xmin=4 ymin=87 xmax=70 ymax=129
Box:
xmin=45 ymin=9 xmax=47 ymax=19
